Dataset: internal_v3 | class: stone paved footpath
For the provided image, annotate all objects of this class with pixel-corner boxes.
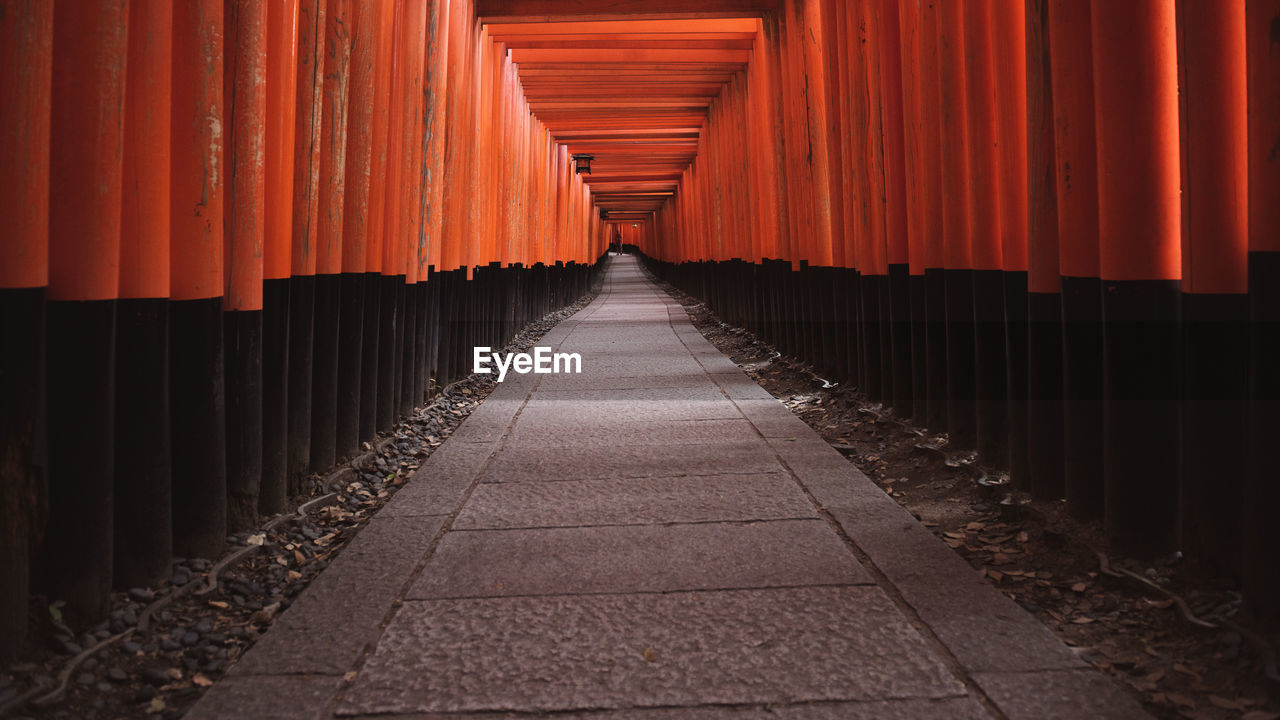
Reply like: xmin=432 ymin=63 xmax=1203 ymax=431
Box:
xmin=189 ymin=256 xmax=1148 ymax=720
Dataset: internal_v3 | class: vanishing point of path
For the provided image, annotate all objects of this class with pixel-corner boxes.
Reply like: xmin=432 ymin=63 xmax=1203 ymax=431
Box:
xmin=190 ymin=256 xmax=1148 ymax=720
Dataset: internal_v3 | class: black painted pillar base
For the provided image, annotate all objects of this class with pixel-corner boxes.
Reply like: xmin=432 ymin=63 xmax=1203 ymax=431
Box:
xmin=889 ymin=264 xmax=913 ymax=417
xmin=376 ymin=274 xmax=398 ymax=431
xmin=286 ymin=276 xmax=315 ymax=493
xmin=924 ymin=268 xmax=949 ymax=431
xmin=1102 ymin=279 xmax=1180 ymax=557
xmin=310 ymin=274 xmax=341 ymax=473
xmin=862 ymin=275 xmax=885 ymax=402
xmin=42 ymin=299 xmax=115 ymax=625
xmin=261 ymin=279 xmax=290 ymax=516
xmin=1027 ymin=290 xmax=1065 ymax=501
xmin=1245 ymin=250 xmax=1280 ymax=628
xmin=909 ymin=273 xmax=928 ymax=423
xmin=1004 ymin=272 xmax=1030 ymax=490
xmin=1180 ymin=292 xmax=1247 ymax=579
xmin=335 ymin=273 xmax=364 ymax=461
xmin=359 ymin=273 xmax=380 ymax=440
xmin=944 ymin=269 xmax=977 ymax=448
xmin=1061 ymin=276 xmax=1104 ymax=520
xmin=0 ymin=287 xmax=45 ymax=659
xmin=973 ymin=269 xmax=1009 ymax=468
xmin=171 ymin=297 xmax=227 ymax=560
xmin=114 ymin=299 xmax=171 ymax=587
xmin=224 ymin=309 xmax=263 ymax=533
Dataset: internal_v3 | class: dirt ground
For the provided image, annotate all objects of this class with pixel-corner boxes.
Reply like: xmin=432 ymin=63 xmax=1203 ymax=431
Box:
xmin=659 ymin=280 xmax=1279 ymax=720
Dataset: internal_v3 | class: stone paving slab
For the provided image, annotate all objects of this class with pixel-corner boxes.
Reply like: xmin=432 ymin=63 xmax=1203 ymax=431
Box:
xmin=377 ymin=439 xmax=499 ymax=518
xmin=410 ymin=519 xmax=871 ymax=598
xmin=338 ymin=586 xmax=964 ymax=716
xmin=972 ymin=669 xmax=1149 ymax=719
xmin=507 ymin=417 xmax=759 ymax=446
xmin=186 ymin=674 xmax=342 ymax=720
xmin=517 ymin=398 xmax=744 ymax=424
xmin=480 ymin=439 xmax=785 ymax=482
xmin=337 ymin=697 xmax=993 ymax=720
xmin=230 ymin=515 xmax=446 ymax=676
xmin=454 ymin=473 xmax=817 ymax=529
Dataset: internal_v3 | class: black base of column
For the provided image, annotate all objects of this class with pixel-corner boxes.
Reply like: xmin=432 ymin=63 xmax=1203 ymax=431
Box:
xmin=42 ymin=299 xmax=115 ymax=625
xmin=114 ymin=299 xmax=171 ymax=587
xmin=0 ymin=287 xmax=45 ymax=659
xmin=224 ymin=309 xmax=263 ymax=533
xmin=376 ymin=275 xmax=398 ymax=431
xmin=944 ymin=269 xmax=977 ymax=448
xmin=973 ymin=269 xmax=1008 ymax=468
xmin=310 ymin=274 xmax=341 ymax=473
xmin=1180 ymin=292 xmax=1247 ymax=579
xmin=889 ymin=264 xmax=913 ymax=416
xmin=1102 ymin=279 xmax=1180 ymax=557
xmin=1027 ymin=290 xmax=1065 ymax=501
xmin=170 ymin=297 xmax=226 ymax=560
xmin=1061 ymin=275 xmax=1104 ymax=520
xmin=336 ymin=273 xmax=364 ymax=460
xmin=359 ymin=273 xmax=380 ymax=440
xmin=924 ymin=268 xmax=948 ymax=431
xmin=286 ymin=276 xmax=315 ymax=492
xmin=1004 ymin=272 xmax=1030 ymax=490
xmin=261 ymin=279 xmax=289 ymax=515
xmin=861 ymin=274 xmax=885 ymax=402
xmin=909 ymin=274 xmax=928 ymax=423
xmin=1245 ymin=250 xmax=1280 ymax=628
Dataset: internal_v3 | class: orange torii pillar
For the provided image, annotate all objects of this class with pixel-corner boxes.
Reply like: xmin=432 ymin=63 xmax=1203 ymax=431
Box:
xmin=1244 ymin=0 xmax=1280 ymax=628
xmin=965 ymin=0 xmax=1008 ymax=469
xmin=41 ymin=0 xmax=128 ymax=629
xmin=1092 ymin=0 xmax=1181 ymax=556
xmin=171 ymin=0 xmax=227 ymax=561
xmin=1176 ymin=0 xmax=1248 ymax=578
xmin=937 ymin=0 xmax=977 ymax=449
xmin=918 ymin=0 xmax=949 ymax=432
xmin=1024 ymin=0 xmax=1066 ymax=502
xmin=310 ymin=0 xmax=350 ymax=473
xmin=359 ymin=0 xmax=394 ymax=442
xmin=423 ymin=0 xmax=452 ymax=391
xmin=1048 ymin=0 xmax=1103 ymax=520
xmin=994 ymin=0 xmax=1029 ymax=488
xmin=261 ymin=0 xmax=299 ymax=516
xmin=337 ymin=0 xmax=380 ymax=460
xmin=223 ymin=0 xmax=267 ymax=533
xmin=288 ymin=0 xmax=326 ymax=489
xmin=116 ymin=0 xmax=173 ymax=587
xmin=896 ymin=0 xmax=931 ymax=423
xmin=879 ymin=0 xmax=913 ymax=418
xmin=0 ymin=0 xmax=52 ymax=658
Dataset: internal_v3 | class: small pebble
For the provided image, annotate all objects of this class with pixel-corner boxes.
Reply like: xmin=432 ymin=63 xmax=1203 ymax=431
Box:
xmin=122 ymin=640 xmax=142 ymax=653
xmin=172 ymin=568 xmax=191 ymax=586
xmin=94 ymin=682 xmax=112 ymax=693
xmin=76 ymin=672 xmax=94 ymax=686
xmin=181 ymin=632 xmax=200 ymax=646
xmin=129 ymin=587 xmax=155 ymax=602
xmin=107 ymin=667 xmax=128 ymax=682
xmin=195 ymin=618 xmax=214 ymax=634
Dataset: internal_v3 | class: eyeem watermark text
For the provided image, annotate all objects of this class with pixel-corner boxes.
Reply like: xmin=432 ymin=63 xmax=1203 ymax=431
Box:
xmin=474 ymin=347 xmax=583 ymax=382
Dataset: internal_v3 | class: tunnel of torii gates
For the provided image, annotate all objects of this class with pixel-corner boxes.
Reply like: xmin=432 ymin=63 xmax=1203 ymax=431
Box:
xmin=0 ymin=0 xmax=1278 ymax=660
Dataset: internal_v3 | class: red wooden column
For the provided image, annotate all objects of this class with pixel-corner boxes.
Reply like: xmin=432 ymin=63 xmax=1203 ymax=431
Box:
xmin=359 ymin=0 xmax=393 ymax=439
xmin=919 ymin=0 xmax=948 ymax=431
xmin=937 ymin=0 xmax=977 ymax=449
xmin=897 ymin=0 xmax=929 ymax=423
xmin=261 ymin=0 xmax=299 ymax=516
xmin=1244 ymin=0 xmax=1280 ymax=629
xmin=964 ymin=0 xmax=1008 ymax=469
xmin=337 ymin=0 xmax=378 ymax=460
xmin=1048 ymin=0 xmax=1103 ymax=520
xmin=311 ymin=0 xmax=350 ymax=471
xmin=115 ymin=0 xmax=173 ymax=588
xmin=287 ymin=0 xmax=325 ymax=490
xmin=170 ymin=0 xmax=227 ymax=561
xmin=224 ymin=0 xmax=268 ymax=534
xmin=993 ymin=0 xmax=1030 ymax=489
xmin=1091 ymin=0 xmax=1181 ymax=556
xmin=1024 ymin=0 xmax=1066 ymax=502
xmin=1176 ymin=0 xmax=1249 ymax=578
xmin=879 ymin=0 xmax=913 ymax=416
xmin=0 ymin=0 xmax=52 ymax=659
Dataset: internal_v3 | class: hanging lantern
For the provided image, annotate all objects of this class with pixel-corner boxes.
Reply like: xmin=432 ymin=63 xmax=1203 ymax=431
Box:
xmin=572 ymin=153 xmax=595 ymax=174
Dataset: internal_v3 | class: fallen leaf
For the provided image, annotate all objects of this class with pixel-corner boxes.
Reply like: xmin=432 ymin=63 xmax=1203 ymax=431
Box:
xmin=1071 ymin=583 xmax=1088 ymax=593
xmin=1167 ymin=693 xmax=1196 ymax=710
xmin=1243 ymin=711 xmax=1280 ymax=720
xmin=344 ymin=671 xmax=358 ymax=683
xmin=147 ymin=697 xmax=167 ymax=714
xmin=1072 ymin=617 xmax=1095 ymax=624
xmin=1208 ymin=696 xmax=1247 ymax=711
xmin=293 ymin=549 xmax=306 ymax=564
xmin=193 ymin=674 xmax=212 ymax=688
xmin=246 ymin=533 xmax=266 ymax=546
xmin=165 ymin=668 xmax=183 ymax=680
xmin=208 ymin=600 xmax=229 ymax=610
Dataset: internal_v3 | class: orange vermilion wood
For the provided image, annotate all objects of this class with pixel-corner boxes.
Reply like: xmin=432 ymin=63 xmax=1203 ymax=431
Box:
xmin=1091 ymin=0 xmax=1180 ymax=282
xmin=919 ymin=0 xmax=945 ymax=271
xmin=315 ymin=0 xmax=350 ymax=278
xmin=994 ymin=0 xmax=1028 ymax=275
xmin=937 ymin=0 xmax=972 ymax=272
xmin=364 ymin=0 xmax=395 ymax=276
xmin=342 ymin=0 xmax=379 ymax=276
xmin=171 ymin=0 xmax=225 ymax=301
xmin=897 ymin=0 xmax=927 ymax=275
xmin=878 ymin=0 xmax=909 ymax=270
xmin=1048 ymin=0 xmax=1099 ymax=280
xmin=224 ymin=0 xmax=267 ymax=311
xmin=49 ymin=0 xmax=128 ymax=302
xmin=291 ymin=0 xmax=325 ymax=278
xmin=963 ymin=0 xmax=1002 ymax=273
xmin=1178 ymin=0 xmax=1247 ymax=293
xmin=395 ymin=0 xmax=426 ymax=282
xmin=1249 ymin=0 xmax=1280 ymax=253
xmin=1025 ymin=0 xmax=1060 ymax=294
xmin=121 ymin=0 xmax=172 ymax=300
xmin=0 ymin=0 xmax=52 ymax=290
xmin=264 ymin=0 xmax=299 ymax=282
